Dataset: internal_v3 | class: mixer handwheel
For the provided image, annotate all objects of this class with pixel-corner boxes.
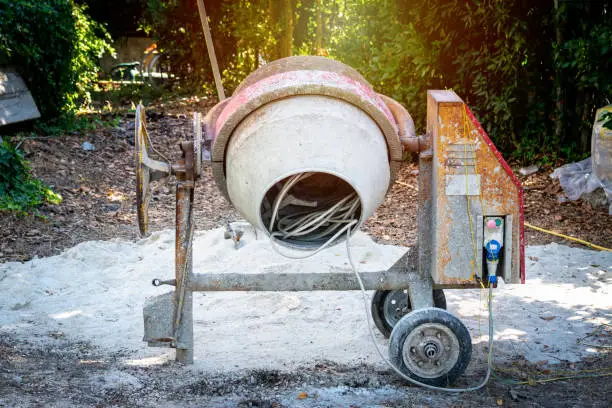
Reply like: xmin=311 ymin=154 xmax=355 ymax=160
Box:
xmin=134 ymin=104 xmax=172 ymax=237
xmin=371 ymin=289 xmax=446 ymax=338
xmin=389 ymin=308 xmax=471 ymax=386
xmin=135 ymin=105 xmax=151 ymax=237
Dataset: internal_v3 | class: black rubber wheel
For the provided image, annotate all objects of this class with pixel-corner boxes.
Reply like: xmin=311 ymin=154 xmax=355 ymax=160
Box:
xmin=371 ymin=289 xmax=447 ymax=338
xmin=388 ymin=307 xmax=472 ymax=387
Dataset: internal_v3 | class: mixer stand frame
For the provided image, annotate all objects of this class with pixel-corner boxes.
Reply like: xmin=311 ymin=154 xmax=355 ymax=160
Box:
xmin=147 ymin=140 xmax=436 ymax=364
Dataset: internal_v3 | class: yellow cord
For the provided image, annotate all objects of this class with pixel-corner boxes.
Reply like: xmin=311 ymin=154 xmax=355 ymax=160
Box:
xmin=524 ymin=222 xmax=612 ymax=252
xmin=460 ymin=107 xmax=493 ymax=370
xmin=462 ymin=108 xmax=486 ymax=283
xmin=461 ymin=107 xmax=612 ymax=386
xmin=512 ymin=371 xmax=612 ymax=386
xmin=462 ymin=107 xmax=489 ymax=284
xmin=461 ymin=107 xmax=610 ymax=253
xmin=495 ymin=365 xmax=612 ymax=377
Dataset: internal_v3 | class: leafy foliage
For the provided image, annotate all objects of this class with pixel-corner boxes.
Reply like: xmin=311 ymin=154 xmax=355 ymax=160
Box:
xmin=140 ymin=0 xmax=227 ymax=90
xmin=0 ymin=137 xmax=61 ymax=214
xmin=140 ymin=0 xmax=611 ymax=161
xmin=326 ymin=0 xmax=608 ymax=162
xmin=556 ymin=5 xmax=612 ymax=153
xmin=0 ymin=0 xmax=113 ymax=118
xmin=75 ymin=0 xmax=143 ymax=39
xmin=599 ymin=111 xmax=612 ymax=131
xmin=141 ymin=0 xmax=295 ymax=91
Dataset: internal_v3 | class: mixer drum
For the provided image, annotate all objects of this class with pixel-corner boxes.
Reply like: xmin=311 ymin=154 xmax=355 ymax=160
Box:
xmin=207 ymin=56 xmax=402 ymax=249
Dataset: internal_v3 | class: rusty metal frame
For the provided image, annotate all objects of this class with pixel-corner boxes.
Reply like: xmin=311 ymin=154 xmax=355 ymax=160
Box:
xmin=159 ymin=246 xmax=437 ymax=362
xmin=143 ymin=89 xmax=524 ymax=363
xmin=424 ymin=91 xmax=524 ymax=285
xmin=172 ymin=142 xmax=195 ymax=363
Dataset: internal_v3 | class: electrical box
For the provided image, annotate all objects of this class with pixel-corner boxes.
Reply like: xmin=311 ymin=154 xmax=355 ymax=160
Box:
xmin=419 ymin=91 xmax=524 ymax=286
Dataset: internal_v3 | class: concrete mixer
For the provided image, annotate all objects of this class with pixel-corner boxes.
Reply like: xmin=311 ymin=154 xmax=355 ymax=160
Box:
xmin=136 ymin=56 xmax=524 ymax=387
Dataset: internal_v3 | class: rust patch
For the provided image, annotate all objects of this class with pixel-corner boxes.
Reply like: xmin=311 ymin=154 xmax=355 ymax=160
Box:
xmin=427 ymin=91 xmax=523 ymax=285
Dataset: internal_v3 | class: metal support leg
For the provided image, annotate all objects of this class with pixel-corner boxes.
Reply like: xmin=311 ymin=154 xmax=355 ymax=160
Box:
xmin=174 ymin=173 xmax=194 ymax=363
xmin=407 ymin=274 xmax=434 ymax=309
xmin=413 ymin=145 xmax=435 ymax=310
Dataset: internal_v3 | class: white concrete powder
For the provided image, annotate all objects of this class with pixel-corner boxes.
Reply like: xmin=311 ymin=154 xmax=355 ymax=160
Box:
xmin=0 ymin=227 xmax=610 ymax=372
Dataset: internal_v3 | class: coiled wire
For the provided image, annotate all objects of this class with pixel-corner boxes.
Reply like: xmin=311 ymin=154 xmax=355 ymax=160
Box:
xmin=267 ymin=172 xmax=360 ymax=258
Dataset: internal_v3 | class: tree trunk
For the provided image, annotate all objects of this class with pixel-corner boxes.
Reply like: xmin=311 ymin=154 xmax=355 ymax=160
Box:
xmin=267 ymin=0 xmax=293 ymax=60
xmin=553 ymin=0 xmax=563 ymax=145
xmin=277 ymin=0 xmax=294 ymax=58
xmin=315 ymin=0 xmax=324 ymax=55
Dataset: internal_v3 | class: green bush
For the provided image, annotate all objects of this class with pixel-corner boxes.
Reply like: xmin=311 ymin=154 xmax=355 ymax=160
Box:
xmin=0 ymin=137 xmax=61 ymax=214
xmin=323 ymin=0 xmax=611 ymax=162
xmin=0 ymin=0 xmax=113 ymax=118
xmin=328 ymin=0 xmax=530 ymax=154
xmin=141 ymin=0 xmax=611 ymax=161
xmin=141 ymin=0 xmax=235 ymax=91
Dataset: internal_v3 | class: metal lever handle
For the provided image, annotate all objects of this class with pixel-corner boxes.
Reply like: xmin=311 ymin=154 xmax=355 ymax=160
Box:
xmin=152 ymin=278 xmax=177 ymax=287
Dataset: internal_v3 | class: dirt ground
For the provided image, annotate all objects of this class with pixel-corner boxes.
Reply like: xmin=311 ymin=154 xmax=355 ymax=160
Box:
xmin=0 ymin=334 xmax=610 ymax=408
xmin=1 ymin=98 xmax=611 ymax=407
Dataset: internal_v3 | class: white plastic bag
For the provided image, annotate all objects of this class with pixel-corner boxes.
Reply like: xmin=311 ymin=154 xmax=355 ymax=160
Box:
xmin=551 ymin=157 xmax=611 ymax=214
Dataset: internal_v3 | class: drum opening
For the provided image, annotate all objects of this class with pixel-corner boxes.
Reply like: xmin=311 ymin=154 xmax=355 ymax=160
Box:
xmin=260 ymin=172 xmax=362 ymax=249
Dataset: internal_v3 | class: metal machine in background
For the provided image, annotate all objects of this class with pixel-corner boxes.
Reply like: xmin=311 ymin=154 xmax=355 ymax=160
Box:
xmin=135 ymin=56 xmax=524 ymax=386
xmin=0 ymin=69 xmax=41 ymax=126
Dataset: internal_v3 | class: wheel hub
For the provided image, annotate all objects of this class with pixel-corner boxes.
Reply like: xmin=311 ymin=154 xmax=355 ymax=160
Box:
xmin=382 ymin=289 xmax=410 ymax=328
xmin=402 ymin=323 xmax=460 ymax=379
xmin=423 ymin=342 xmax=439 ymax=358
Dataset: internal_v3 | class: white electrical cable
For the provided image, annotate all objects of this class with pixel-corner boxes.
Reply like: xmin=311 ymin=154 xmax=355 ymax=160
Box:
xmin=274 ymin=194 xmax=357 ymax=239
xmin=268 ymin=173 xmax=314 ymax=232
xmin=269 ymin=221 xmax=356 ymax=259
